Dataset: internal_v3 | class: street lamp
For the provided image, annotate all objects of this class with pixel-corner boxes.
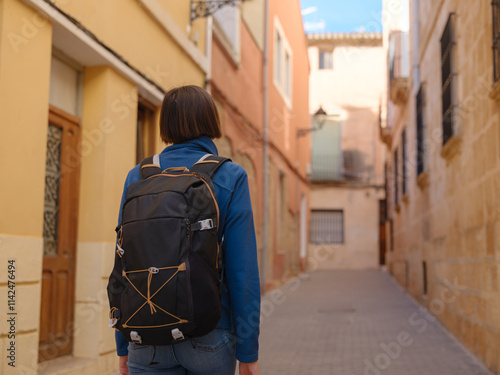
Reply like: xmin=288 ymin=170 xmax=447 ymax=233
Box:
xmin=297 ymin=106 xmax=328 ymax=137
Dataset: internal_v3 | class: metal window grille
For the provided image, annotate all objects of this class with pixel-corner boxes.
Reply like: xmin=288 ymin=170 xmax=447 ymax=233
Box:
xmin=310 ymin=210 xmax=344 ymax=244
xmin=43 ymin=124 xmax=63 ymax=256
xmin=394 ymin=148 xmax=399 ymax=206
xmin=416 ymin=86 xmax=425 ymax=176
xmin=440 ymin=14 xmax=455 ymax=145
xmin=402 ymin=129 xmax=407 ymax=195
xmin=492 ymin=1 xmax=500 ymax=82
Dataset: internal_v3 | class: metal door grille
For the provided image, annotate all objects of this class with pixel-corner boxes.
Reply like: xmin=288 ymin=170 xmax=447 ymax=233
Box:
xmin=43 ymin=124 xmax=63 ymax=256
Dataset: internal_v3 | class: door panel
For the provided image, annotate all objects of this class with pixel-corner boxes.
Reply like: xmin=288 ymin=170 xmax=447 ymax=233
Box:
xmin=39 ymin=107 xmax=80 ymax=362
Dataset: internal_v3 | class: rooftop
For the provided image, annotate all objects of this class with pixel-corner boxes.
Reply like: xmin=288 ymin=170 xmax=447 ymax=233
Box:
xmin=307 ymin=32 xmax=383 ymax=47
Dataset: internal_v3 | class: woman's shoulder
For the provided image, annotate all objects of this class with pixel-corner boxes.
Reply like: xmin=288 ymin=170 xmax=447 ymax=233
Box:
xmin=213 ymin=160 xmax=248 ymax=191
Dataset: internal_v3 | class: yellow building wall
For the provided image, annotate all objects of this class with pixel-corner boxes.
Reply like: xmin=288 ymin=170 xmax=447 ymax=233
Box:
xmin=73 ymin=66 xmax=137 ymax=364
xmin=0 ymin=0 xmax=52 ymax=373
xmin=53 ymin=0 xmax=207 ymax=90
xmin=0 ymin=0 xmax=212 ymax=373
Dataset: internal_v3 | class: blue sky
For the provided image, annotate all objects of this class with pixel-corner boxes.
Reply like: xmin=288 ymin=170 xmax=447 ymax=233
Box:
xmin=301 ymin=0 xmax=383 ymax=34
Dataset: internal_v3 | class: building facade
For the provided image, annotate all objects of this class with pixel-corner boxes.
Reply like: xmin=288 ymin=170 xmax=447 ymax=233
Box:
xmin=307 ymin=32 xmax=386 ymax=270
xmin=383 ymin=0 xmax=500 ymax=372
xmin=0 ymin=0 xmax=208 ymax=373
xmin=0 ymin=0 xmax=310 ymax=373
xmin=210 ymin=0 xmax=310 ymax=292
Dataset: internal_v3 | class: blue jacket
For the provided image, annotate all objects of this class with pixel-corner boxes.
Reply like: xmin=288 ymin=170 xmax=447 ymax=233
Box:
xmin=115 ymin=136 xmax=260 ymax=363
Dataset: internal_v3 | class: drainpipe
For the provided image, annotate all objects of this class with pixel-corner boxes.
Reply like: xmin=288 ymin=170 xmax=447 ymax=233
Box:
xmin=205 ymin=15 xmax=213 ymax=93
xmin=262 ymin=0 xmax=270 ymax=293
xmin=412 ymin=0 xmax=419 ymax=93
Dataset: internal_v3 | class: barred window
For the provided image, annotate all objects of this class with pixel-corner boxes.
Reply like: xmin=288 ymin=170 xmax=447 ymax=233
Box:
xmin=416 ymin=85 xmax=425 ymax=176
xmin=492 ymin=1 xmax=500 ymax=82
xmin=310 ymin=210 xmax=344 ymax=244
xmin=440 ymin=14 xmax=456 ymax=146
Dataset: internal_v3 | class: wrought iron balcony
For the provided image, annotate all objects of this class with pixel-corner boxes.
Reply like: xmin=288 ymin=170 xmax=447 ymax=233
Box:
xmin=191 ymin=0 xmax=246 ymax=22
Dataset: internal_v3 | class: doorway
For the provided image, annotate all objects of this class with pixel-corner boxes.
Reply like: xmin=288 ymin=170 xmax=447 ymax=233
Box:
xmin=39 ymin=107 xmax=81 ymax=361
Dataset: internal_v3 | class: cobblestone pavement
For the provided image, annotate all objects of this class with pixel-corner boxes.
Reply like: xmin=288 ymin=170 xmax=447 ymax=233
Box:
xmin=258 ymin=270 xmax=492 ymax=375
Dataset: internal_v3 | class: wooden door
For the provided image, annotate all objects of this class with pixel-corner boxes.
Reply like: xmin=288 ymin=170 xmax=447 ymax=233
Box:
xmin=379 ymin=199 xmax=387 ymax=265
xmin=39 ymin=106 xmax=81 ymax=362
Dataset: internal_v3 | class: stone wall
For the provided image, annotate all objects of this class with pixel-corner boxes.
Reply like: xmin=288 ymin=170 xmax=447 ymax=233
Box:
xmin=386 ymin=0 xmax=500 ymax=372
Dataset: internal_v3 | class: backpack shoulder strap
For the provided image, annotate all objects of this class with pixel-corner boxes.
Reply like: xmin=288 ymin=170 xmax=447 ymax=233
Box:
xmin=189 ymin=154 xmax=231 ymax=179
xmin=140 ymin=154 xmax=162 ymax=179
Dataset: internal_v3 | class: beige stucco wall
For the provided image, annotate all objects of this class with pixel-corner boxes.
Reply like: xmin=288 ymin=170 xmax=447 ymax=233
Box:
xmin=307 ymin=36 xmax=386 ymax=270
xmin=309 ymin=186 xmax=381 ymax=270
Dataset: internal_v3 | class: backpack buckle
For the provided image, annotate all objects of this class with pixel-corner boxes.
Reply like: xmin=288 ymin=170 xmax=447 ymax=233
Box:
xmin=198 ymin=219 xmax=214 ymax=231
xmin=171 ymin=328 xmax=185 ymax=341
xmin=148 ymin=267 xmax=159 ymax=274
xmin=130 ymin=331 xmax=142 ymax=344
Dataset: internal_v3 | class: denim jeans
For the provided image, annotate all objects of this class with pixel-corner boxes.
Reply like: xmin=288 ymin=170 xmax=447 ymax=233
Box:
xmin=127 ymin=329 xmax=236 ymax=374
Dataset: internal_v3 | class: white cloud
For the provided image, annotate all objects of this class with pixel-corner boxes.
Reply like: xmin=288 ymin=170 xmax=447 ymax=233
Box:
xmin=301 ymin=6 xmax=318 ymax=16
xmin=304 ymin=20 xmax=326 ymax=32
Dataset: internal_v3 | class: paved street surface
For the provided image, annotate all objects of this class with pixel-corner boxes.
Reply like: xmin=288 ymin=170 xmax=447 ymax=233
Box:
xmin=258 ymin=270 xmax=492 ymax=375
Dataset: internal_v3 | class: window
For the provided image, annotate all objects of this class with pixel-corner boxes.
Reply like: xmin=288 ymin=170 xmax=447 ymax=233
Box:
xmin=285 ymin=52 xmax=291 ymax=97
xmin=440 ymin=14 xmax=456 ymax=145
xmin=276 ymin=171 xmax=287 ymax=254
xmin=273 ymin=17 xmax=293 ymax=106
xmin=310 ymin=119 xmax=342 ymax=181
xmin=394 ymin=148 xmax=399 ymax=206
xmin=213 ymin=4 xmax=241 ymax=63
xmin=416 ymin=85 xmax=425 ymax=175
xmin=402 ymin=129 xmax=407 ymax=196
xmin=310 ymin=210 xmax=344 ymax=244
xmin=275 ymin=32 xmax=282 ymax=85
xmin=319 ymin=50 xmax=333 ymax=70
xmin=136 ymin=101 xmax=156 ymax=163
xmin=492 ymin=1 xmax=500 ymax=82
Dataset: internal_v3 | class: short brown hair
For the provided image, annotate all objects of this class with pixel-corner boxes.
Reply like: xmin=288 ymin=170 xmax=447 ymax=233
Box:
xmin=159 ymin=85 xmax=222 ymax=144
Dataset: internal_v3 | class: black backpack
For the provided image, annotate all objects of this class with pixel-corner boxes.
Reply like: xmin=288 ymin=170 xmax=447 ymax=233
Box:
xmin=107 ymin=153 xmax=230 ymax=345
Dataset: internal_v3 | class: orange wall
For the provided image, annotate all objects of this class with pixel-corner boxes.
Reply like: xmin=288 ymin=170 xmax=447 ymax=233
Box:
xmin=211 ymin=19 xmax=265 ymax=224
xmin=268 ymin=0 xmax=310 ymax=213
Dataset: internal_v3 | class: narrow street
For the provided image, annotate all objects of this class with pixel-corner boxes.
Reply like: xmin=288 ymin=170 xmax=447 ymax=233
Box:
xmin=259 ymin=270 xmax=492 ymax=375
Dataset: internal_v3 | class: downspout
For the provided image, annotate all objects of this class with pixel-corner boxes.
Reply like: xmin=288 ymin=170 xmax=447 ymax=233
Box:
xmin=412 ymin=0 xmax=419 ymax=93
xmin=262 ymin=0 xmax=270 ymax=293
xmin=205 ymin=15 xmax=213 ymax=93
